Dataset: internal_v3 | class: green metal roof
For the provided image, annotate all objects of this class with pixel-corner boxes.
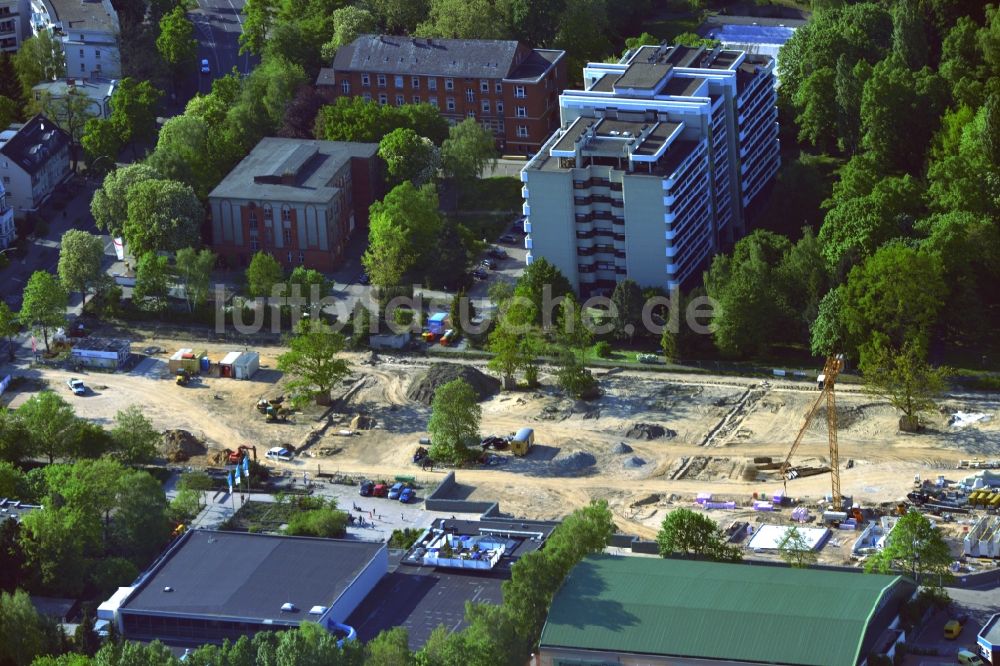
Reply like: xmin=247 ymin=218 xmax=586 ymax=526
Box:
xmin=540 ymin=555 xmax=906 ymax=666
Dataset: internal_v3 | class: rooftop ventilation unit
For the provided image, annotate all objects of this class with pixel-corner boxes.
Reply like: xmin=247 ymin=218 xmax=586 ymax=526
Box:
xmin=280 ymin=602 xmax=296 ymax=612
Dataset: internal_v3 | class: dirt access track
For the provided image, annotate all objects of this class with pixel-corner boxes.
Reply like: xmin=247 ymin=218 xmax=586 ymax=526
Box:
xmin=8 ymin=338 xmax=1000 ymax=540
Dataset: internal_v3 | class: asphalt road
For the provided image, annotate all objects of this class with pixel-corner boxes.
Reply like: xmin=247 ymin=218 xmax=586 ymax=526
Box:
xmin=189 ymin=0 xmax=253 ymax=92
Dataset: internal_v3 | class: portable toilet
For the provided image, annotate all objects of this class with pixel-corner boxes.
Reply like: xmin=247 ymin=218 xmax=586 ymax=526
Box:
xmin=510 ymin=428 xmax=534 ymax=456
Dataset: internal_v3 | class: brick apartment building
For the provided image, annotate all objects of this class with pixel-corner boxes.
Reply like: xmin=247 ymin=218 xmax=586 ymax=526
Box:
xmin=316 ymin=35 xmax=567 ymax=155
xmin=208 ymin=138 xmax=383 ymax=272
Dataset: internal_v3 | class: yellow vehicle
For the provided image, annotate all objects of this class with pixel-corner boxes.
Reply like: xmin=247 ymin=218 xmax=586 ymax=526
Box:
xmin=943 ymin=619 xmax=962 ymax=639
xmin=957 ymin=649 xmax=984 ymax=665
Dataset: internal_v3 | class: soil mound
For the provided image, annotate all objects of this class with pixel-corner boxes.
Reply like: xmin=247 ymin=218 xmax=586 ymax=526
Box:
xmin=406 ymin=363 xmax=500 ymax=405
xmin=610 ymin=442 xmax=633 ymax=455
xmin=623 ymin=456 xmax=646 ymax=468
xmin=625 ymin=423 xmax=676 ymax=440
xmin=161 ymin=429 xmax=206 ymax=462
xmin=555 ymin=451 xmax=596 ymax=472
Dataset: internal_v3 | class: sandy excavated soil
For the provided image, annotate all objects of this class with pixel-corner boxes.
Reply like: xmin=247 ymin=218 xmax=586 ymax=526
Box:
xmin=9 ymin=339 xmax=1000 ymax=543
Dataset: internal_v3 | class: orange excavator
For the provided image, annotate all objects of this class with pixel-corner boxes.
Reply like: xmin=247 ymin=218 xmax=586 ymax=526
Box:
xmin=226 ymin=445 xmax=257 ymax=465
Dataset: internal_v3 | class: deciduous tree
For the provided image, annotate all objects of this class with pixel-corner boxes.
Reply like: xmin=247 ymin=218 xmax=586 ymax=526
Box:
xmin=57 ymin=230 xmax=105 ymax=305
xmin=12 ymin=31 xmax=64 ymax=94
xmin=441 ymin=118 xmax=498 ymax=185
xmin=19 ymin=271 xmax=67 ymax=353
xmin=610 ymin=279 xmax=643 ymax=342
xmin=379 ymin=127 xmax=438 ymax=186
xmin=865 ymin=510 xmax=952 ymax=587
xmin=17 ymin=391 xmax=79 ymax=464
xmin=427 ymin=378 xmax=480 ymax=464
xmin=860 ymin=337 xmax=949 ymax=432
xmin=109 ymin=77 xmax=162 ymax=155
xmin=157 ymin=6 xmax=198 ymax=79
xmin=656 ymin=507 xmax=742 ymax=562
xmin=173 ymin=247 xmax=215 ymax=313
xmin=246 ymin=252 xmax=285 ymax=298
xmin=34 ymin=87 xmax=92 ymax=169
xmin=0 ymin=301 xmax=18 ymax=362
xmin=239 ymin=0 xmax=276 ymax=55
xmin=123 ymin=179 xmax=202 ymax=256
xmin=81 ymin=118 xmax=122 ymax=174
xmin=777 ymin=526 xmax=818 ymax=568
xmin=110 ymin=405 xmax=160 ymax=465
xmin=133 ymin=251 xmax=171 ymax=310
xmin=91 ymin=164 xmax=161 ymax=239
xmin=415 ymin=0 xmax=509 ymax=39
xmin=277 ymin=320 xmax=351 ymax=405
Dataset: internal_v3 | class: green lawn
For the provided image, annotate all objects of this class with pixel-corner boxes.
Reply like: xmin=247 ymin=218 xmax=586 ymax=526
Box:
xmin=644 ymin=13 xmax=703 ymax=43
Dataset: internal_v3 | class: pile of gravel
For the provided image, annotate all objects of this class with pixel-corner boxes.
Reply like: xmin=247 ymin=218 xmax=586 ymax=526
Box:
xmin=555 ymin=451 xmax=597 ymax=472
xmin=622 ymin=456 xmax=647 ymax=468
xmin=625 ymin=422 xmax=676 ymax=440
xmin=406 ymin=363 xmax=501 ymax=405
xmin=610 ymin=441 xmax=633 ymax=455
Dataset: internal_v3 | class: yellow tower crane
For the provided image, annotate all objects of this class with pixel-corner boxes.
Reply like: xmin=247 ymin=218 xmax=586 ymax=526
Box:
xmin=780 ymin=354 xmax=845 ymax=508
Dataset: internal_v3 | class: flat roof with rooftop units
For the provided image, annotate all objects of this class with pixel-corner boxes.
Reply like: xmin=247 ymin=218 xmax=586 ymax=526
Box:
xmin=100 ymin=530 xmax=387 ymax=645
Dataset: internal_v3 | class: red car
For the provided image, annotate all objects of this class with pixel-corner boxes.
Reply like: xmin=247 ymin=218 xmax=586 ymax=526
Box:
xmin=372 ymin=483 xmax=388 ymax=497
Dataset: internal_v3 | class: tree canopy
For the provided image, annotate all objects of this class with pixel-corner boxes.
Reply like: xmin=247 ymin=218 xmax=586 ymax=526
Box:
xmin=427 ymin=378 xmax=481 ymax=464
xmin=277 ymin=320 xmax=351 ymax=405
xmin=656 ymin=507 xmax=742 ymax=562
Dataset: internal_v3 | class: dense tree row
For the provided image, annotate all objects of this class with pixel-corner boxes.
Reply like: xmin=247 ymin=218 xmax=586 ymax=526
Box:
xmin=704 ymin=0 xmax=1000 ymax=418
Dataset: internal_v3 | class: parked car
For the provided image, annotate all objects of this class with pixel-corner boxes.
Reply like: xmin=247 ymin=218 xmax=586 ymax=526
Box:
xmin=399 ymin=487 xmax=415 ymax=503
xmin=489 ymin=246 xmax=508 ymax=259
xmin=359 ymin=480 xmax=374 ymax=497
xmin=957 ymin=649 xmax=985 ymax=666
xmin=943 ymin=619 xmax=962 ymax=639
xmin=387 ymin=482 xmax=405 ymax=500
xmin=372 ymin=483 xmax=389 ymax=497
xmin=265 ymin=446 xmax=293 ymax=461
xmin=472 ymin=268 xmax=488 ymax=280
xmin=200 ymin=59 xmax=210 ymax=74
xmin=66 ymin=378 xmax=86 ymax=395
xmin=499 ymin=233 xmax=518 ymax=244
xmin=480 ymin=258 xmax=496 ymax=270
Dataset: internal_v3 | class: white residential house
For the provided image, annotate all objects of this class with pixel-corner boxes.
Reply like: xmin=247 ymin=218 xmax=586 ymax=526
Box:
xmin=30 ymin=0 xmax=120 ymax=80
xmin=0 ymin=114 xmax=71 ymax=219
xmin=0 ymin=0 xmax=31 ymax=53
xmin=32 ymin=77 xmax=117 ymax=119
xmin=0 ymin=180 xmax=14 ymax=249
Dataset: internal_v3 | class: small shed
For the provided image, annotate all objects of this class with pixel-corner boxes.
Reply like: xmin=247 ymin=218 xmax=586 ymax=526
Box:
xmin=427 ymin=312 xmax=450 ymax=336
xmin=71 ymin=338 xmax=131 ymax=370
xmin=168 ymin=349 xmax=206 ymax=374
xmin=233 ymin=351 xmax=259 ymax=380
xmin=510 ymin=427 xmax=534 ymax=456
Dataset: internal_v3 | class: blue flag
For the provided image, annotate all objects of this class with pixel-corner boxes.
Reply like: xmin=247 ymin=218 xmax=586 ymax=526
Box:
xmin=227 ymin=470 xmax=233 ymax=494
xmin=242 ymin=456 xmax=250 ymax=479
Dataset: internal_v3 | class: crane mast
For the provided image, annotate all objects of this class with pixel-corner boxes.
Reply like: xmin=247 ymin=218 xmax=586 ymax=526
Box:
xmin=780 ymin=355 xmax=844 ymax=508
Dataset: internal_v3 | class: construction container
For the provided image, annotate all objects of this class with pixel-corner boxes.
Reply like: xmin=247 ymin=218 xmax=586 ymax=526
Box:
xmin=168 ymin=349 xmax=207 ymax=374
xmin=233 ymin=351 xmax=259 ymax=380
xmin=510 ymin=428 xmax=534 ymax=456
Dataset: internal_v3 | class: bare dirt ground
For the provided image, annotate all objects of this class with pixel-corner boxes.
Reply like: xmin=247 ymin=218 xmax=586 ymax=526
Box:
xmin=8 ymin=337 xmax=1000 ymax=548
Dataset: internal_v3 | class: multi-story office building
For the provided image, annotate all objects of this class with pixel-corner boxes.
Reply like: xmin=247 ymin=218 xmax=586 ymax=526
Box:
xmin=521 ymin=43 xmax=779 ymax=295
xmin=0 ymin=0 xmax=30 ymax=52
xmin=31 ymin=0 xmax=120 ymax=79
xmin=317 ymin=35 xmax=566 ymax=155
xmin=208 ymin=138 xmax=383 ymax=272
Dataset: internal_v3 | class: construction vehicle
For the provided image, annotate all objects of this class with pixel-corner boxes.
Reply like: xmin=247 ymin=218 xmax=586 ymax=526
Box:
xmin=780 ymin=355 xmax=845 ymax=508
xmin=225 ymin=445 xmax=257 ymax=465
xmin=176 ymin=369 xmax=192 ymax=386
xmin=255 ymin=396 xmax=285 ymax=412
xmin=265 ymin=404 xmax=292 ymax=423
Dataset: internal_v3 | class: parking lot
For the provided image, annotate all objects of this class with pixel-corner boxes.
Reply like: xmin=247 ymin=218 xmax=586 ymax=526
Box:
xmin=902 ymin=588 xmax=998 ymax=666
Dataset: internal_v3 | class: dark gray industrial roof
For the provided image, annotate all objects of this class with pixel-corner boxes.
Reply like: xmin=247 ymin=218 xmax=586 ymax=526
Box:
xmin=122 ymin=530 xmax=384 ymax=623
xmin=208 ymin=138 xmax=377 ymax=203
xmin=506 ymin=49 xmax=563 ymax=81
xmin=0 ymin=114 xmax=69 ymax=176
xmin=663 ymin=76 xmax=706 ymax=97
xmin=614 ymin=62 xmax=672 ymax=91
xmin=334 ymin=35 xmax=522 ymax=79
xmin=633 ymin=121 xmax=681 ymax=157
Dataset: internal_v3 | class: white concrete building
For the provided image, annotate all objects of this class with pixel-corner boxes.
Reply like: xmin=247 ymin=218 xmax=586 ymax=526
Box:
xmin=0 ymin=114 xmax=71 ymax=218
xmin=30 ymin=0 xmax=120 ymax=79
xmin=0 ymin=0 xmax=31 ymax=52
xmin=521 ymin=44 xmax=779 ymax=294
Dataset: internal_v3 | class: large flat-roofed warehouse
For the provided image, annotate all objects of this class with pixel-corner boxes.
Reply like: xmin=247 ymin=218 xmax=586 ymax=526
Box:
xmin=538 ymin=555 xmax=915 ymax=666
xmin=98 ymin=530 xmax=386 ymax=644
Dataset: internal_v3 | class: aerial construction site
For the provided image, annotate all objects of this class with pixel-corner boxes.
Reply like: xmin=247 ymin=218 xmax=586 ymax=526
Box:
xmin=8 ymin=336 xmax=1000 ymax=562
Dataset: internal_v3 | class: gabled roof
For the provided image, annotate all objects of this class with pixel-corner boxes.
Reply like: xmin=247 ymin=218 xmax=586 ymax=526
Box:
xmin=333 ymin=35 xmax=523 ymax=79
xmin=540 ymin=555 xmax=912 ymax=666
xmin=0 ymin=114 xmax=70 ymax=176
